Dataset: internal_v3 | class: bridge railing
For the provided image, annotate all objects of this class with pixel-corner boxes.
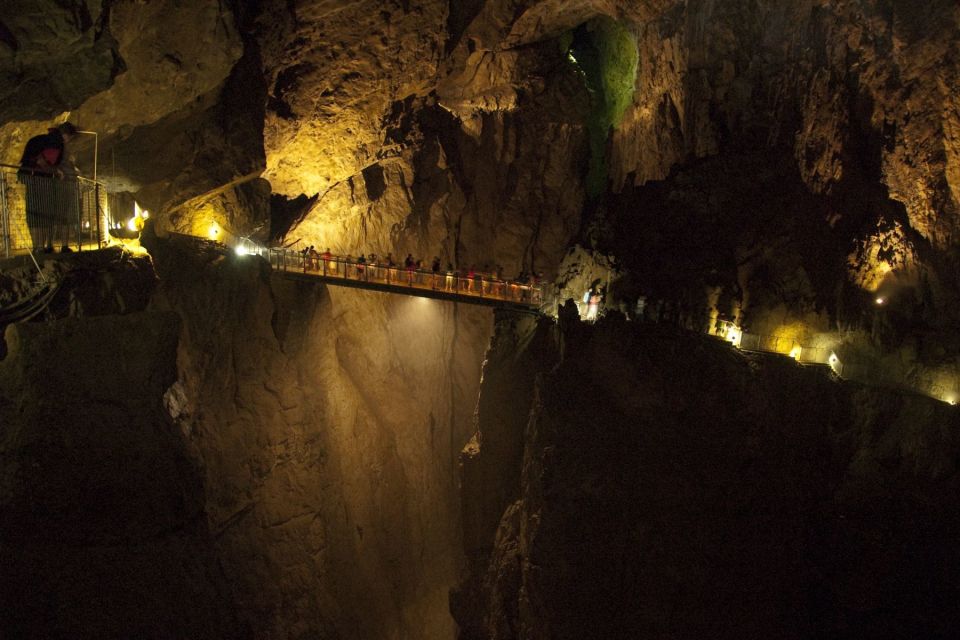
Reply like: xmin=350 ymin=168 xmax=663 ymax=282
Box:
xmin=259 ymin=246 xmax=542 ymax=306
xmin=1 ymin=165 xmax=106 ymax=257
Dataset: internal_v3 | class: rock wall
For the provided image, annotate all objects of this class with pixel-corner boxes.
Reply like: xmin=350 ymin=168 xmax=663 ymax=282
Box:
xmin=576 ymin=0 xmax=960 ymax=385
xmin=0 ymin=304 xmax=245 ymax=637
xmin=456 ymin=312 xmax=960 ymax=639
xmin=145 ymin=234 xmax=493 ymax=639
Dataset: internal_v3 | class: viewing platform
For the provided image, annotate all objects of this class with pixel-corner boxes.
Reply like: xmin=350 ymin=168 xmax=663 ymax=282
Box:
xmin=0 ymin=164 xmax=107 ymax=258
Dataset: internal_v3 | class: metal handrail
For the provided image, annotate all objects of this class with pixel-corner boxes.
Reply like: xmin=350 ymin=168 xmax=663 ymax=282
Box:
xmin=0 ymin=165 xmax=106 ymax=258
xmin=258 ymin=246 xmax=543 ymax=307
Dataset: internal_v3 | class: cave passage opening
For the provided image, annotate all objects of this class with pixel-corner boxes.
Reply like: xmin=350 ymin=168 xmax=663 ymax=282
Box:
xmin=564 ymin=16 xmax=638 ymax=198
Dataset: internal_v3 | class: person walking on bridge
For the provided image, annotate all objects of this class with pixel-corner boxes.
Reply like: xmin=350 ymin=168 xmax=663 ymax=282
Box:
xmin=321 ymin=247 xmax=333 ymax=274
xmin=404 ymin=253 xmax=415 ymax=285
xmin=355 ymin=253 xmax=366 ymax=279
xmin=445 ymin=262 xmax=455 ymax=291
xmin=431 ymin=256 xmax=441 ymax=289
xmin=386 ymin=252 xmax=396 ymax=282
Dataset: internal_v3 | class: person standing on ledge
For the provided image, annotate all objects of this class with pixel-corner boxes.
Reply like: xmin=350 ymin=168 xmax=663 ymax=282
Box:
xmin=18 ymin=122 xmax=78 ymax=253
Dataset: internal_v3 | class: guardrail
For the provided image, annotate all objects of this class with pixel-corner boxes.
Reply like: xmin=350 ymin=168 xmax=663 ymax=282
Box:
xmin=733 ymin=331 xmax=834 ymax=365
xmin=258 ymin=246 xmax=543 ymax=307
xmin=1 ymin=165 xmax=106 ymax=257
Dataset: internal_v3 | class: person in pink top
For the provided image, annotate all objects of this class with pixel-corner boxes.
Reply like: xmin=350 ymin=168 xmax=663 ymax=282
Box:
xmin=18 ymin=122 xmax=78 ymax=253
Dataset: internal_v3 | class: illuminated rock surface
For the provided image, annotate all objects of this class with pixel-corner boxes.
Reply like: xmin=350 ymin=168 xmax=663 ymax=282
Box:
xmin=1 ymin=0 xmax=960 ymax=638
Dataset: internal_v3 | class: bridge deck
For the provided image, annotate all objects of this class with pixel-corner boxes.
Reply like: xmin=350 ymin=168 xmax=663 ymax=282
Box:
xmin=261 ymin=248 xmax=543 ymax=311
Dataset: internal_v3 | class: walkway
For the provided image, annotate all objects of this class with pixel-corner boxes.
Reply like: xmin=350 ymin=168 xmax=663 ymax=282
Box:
xmin=253 ymin=246 xmax=544 ymax=310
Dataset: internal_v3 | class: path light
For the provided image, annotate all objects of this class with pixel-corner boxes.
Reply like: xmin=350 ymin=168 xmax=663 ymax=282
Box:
xmin=789 ymin=345 xmax=801 ymax=361
xmin=726 ymin=325 xmax=742 ymax=348
xmin=208 ymin=222 xmax=220 ymax=240
xmin=875 ymin=296 xmax=885 ymax=305
xmin=828 ymin=352 xmax=841 ymax=374
xmin=127 ymin=202 xmax=148 ymax=232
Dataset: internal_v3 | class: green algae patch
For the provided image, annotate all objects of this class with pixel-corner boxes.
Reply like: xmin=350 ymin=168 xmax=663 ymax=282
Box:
xmin=567 ymin=16 xmax=638 ymax=198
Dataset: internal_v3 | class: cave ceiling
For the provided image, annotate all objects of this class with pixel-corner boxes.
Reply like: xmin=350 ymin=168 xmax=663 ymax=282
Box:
xmin=0 ymin=0 xmax=959 ymax=319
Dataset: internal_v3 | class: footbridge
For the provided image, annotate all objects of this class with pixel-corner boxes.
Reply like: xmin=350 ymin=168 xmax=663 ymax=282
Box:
xmin=249 ymin=246 xmax=544 ymax=311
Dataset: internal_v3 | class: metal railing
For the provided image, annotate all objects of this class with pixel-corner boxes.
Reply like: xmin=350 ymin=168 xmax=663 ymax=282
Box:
xmin=1 ymin=165 xmax=106 ymax=257
xmin=732 ymin=331 xmax=834 ymax=365
xmin=258 ymin=246 xmax=543 ymax=307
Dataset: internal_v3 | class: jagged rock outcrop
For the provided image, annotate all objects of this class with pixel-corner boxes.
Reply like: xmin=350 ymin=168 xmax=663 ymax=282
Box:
xmin=255 ymin=0 xmax=450 ymax=197
xmin=561 ymin=0 xmax=960 ymax=385
xmin=456 ymin=313 xmax=960 ymax=639
xmin=0 ymin=1 xmax=119 ymax=124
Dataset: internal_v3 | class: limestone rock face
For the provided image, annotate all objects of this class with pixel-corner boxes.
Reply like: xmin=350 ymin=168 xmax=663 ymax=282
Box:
xmin=69 ymin=0 xmax=244 ymax=133
xmin=106 ymin=47 xmax=267 ymax=220
xmin=0 ymin=0 xmax=118 ymax=123
xmin=289 ymin=98 xmax=586 ymax=280
xmin=256 ymin=0 xmax=596 ymax=277
xmin=0 ymin=311 xmax=245 ymax=638
xmin=598 ymin=0 xmax=960 ymax=326
xmin=255 ymin=0 xmax=449 ymax=197
xmin=0 ymin=0 xmax=241 ymax=130
xmin=144 ymin=235 xmax=493 ymax=639
xmin=456 ymin=314 xmax=960 ymax=639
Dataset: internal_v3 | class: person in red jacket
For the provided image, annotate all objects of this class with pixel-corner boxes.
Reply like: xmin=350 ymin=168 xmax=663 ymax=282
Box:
xmin=18 ymin=122 xmax=78 ymax=253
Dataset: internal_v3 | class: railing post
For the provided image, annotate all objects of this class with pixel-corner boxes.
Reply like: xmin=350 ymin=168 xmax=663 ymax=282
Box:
xmin=0 ymin=173 xmax=8 ymax=259
xmin=76 ymin=178 xmax=83 ymax=251
xmin=95 ymin=183 xmax=102 ymax=249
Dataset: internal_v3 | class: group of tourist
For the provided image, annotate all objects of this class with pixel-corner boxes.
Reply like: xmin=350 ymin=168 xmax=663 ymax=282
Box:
xmin=296 ymin=246 xmax=541 ymax=301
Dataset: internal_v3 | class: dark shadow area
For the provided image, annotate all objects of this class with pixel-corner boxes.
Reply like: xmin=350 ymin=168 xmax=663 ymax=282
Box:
xmin=269 ymin=192 xmax=318 ymax=243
